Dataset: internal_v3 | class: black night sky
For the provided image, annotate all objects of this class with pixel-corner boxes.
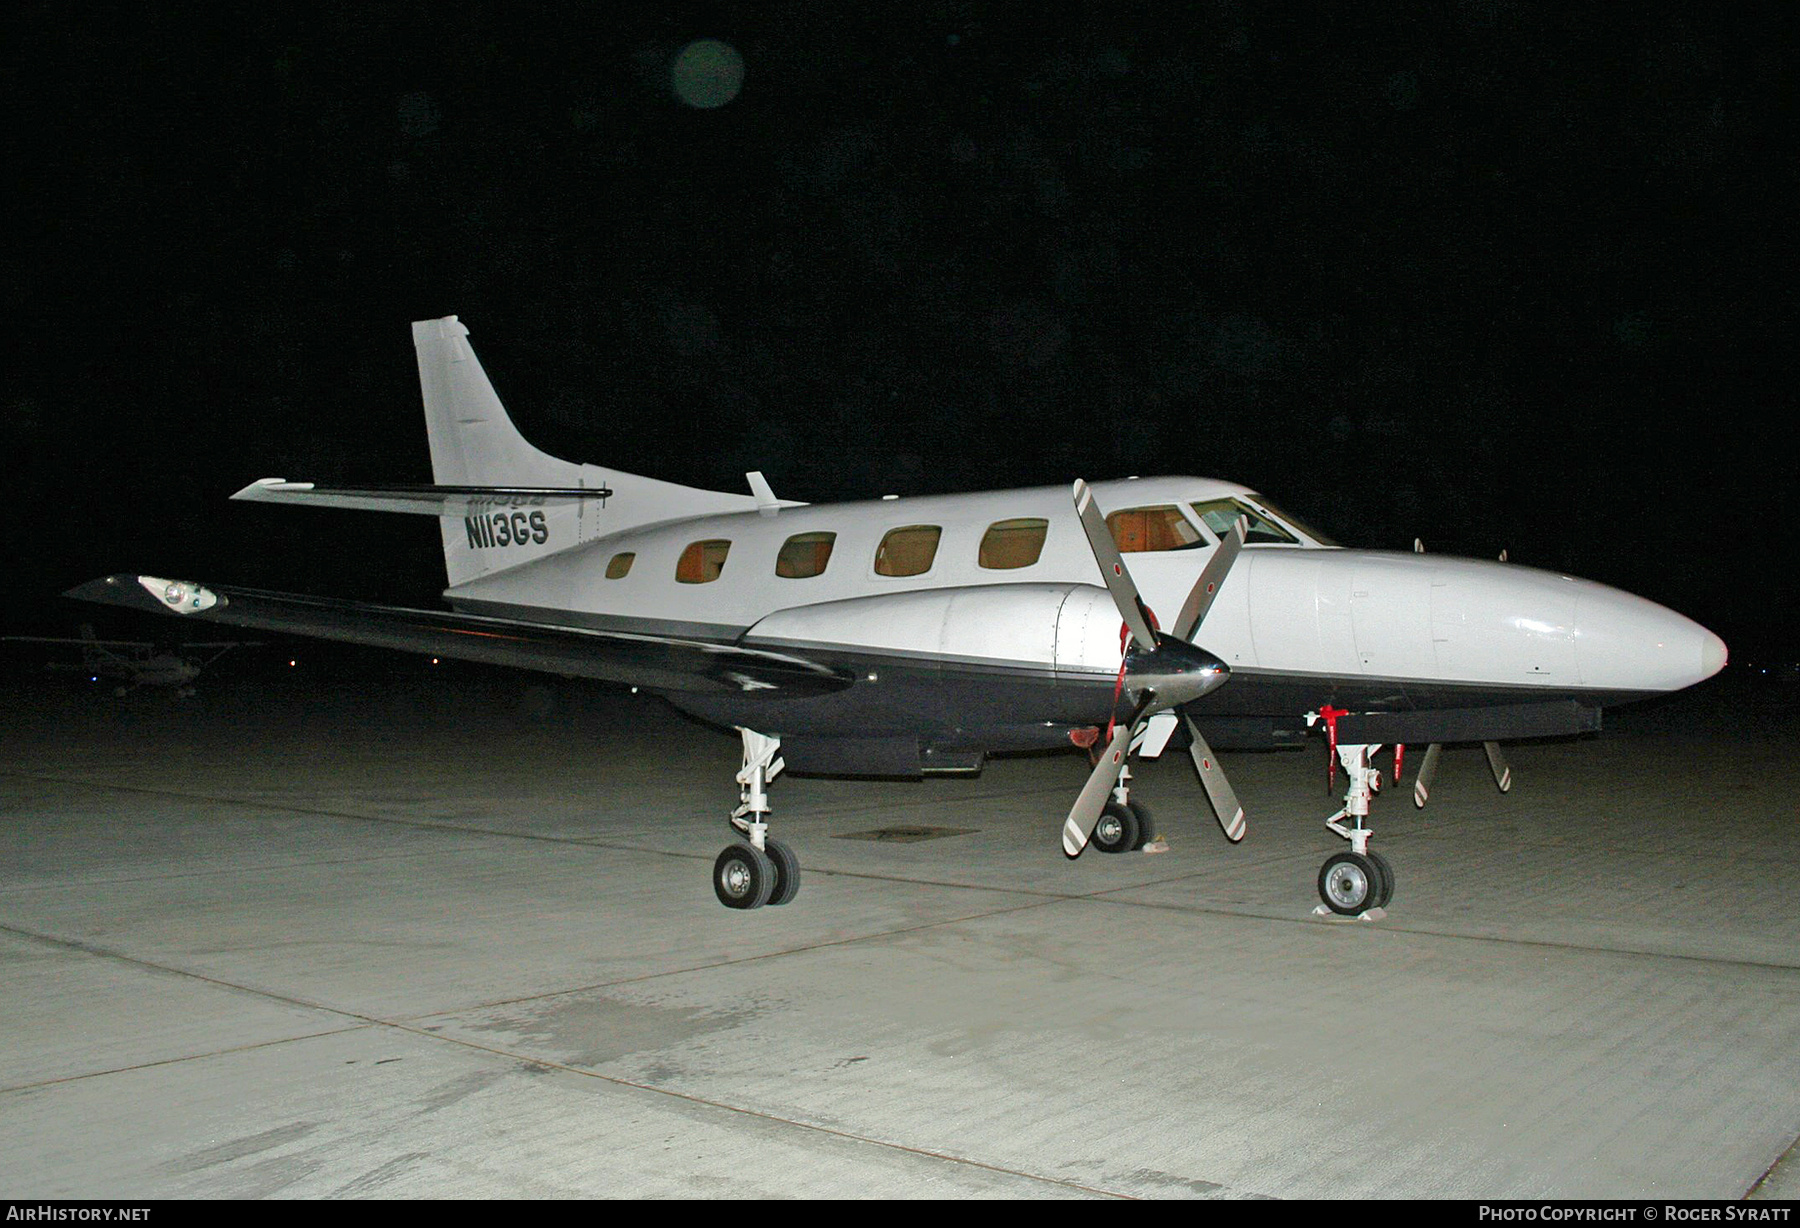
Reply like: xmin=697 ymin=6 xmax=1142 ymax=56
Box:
xmin=8 ymin=4 xmax=1794 ymax=667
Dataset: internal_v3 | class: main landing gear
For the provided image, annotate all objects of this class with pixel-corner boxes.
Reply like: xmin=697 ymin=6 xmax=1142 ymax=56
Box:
xmin=713 ymin=728 xmax=801 ymax=910
xmin=1313 ymin=740 xmax=1396 ymax=917
xmin=1089 ymin=762 xmax=1160 ymax=855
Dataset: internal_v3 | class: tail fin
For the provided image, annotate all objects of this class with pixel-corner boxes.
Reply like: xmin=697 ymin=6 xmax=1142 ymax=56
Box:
xmin=411 ymin=317 xmax=758 ymax=586
xmin=413 ymin=317 xmax=581 ymax=492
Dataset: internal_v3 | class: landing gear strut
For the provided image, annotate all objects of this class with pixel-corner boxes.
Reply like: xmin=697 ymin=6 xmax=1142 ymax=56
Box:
xmin=1313 ymin=739 xmax=1396 ymax=916
xmin=715 ymin=728 xmax=800 ymax=909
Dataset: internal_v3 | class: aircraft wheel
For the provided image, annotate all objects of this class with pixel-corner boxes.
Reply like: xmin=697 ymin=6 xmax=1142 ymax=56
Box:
xmin=1091 ymin=802 xmax=1140 ymax=855
xmin=1126 ymin=799 xmax=1156 ymax=849
xmin=765 ymin=838 xmax=801 ymax=907
xmin=714 ymin=843 xmax=774 ymax=910
xmin=1318 ymin=852 xmax=1379 ymax=916
xmin=1368 ymin=851 xmax=1394 ymax=909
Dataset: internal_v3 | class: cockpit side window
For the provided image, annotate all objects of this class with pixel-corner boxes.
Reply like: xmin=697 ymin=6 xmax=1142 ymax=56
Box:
xmin=1189 ymin=499 xmax=1300 ymax=546
xmin=1107 ymin=506 xmax=1204 ymax=553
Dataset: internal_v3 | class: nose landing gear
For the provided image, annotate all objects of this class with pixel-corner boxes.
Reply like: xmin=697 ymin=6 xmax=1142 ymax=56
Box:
xmin=1308 ymin=723 xmax=1397 ymax=918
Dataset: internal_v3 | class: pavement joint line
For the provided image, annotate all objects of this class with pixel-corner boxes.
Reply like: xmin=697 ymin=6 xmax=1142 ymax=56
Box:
xmin=1746 ymin=1131 xmax=1800 ymax=1199
xmin=0 ymin=1023 xmax=375 ymax=1096
xmin=0 ymin=848 xmax=500 ymax=894
xmin=0 ymin=920 xmax=403 ymax=1022
xmin=0 ymin=770 xmax=741 ymax=858
xmin=0 ymin=914 xmax=1132 ymax=1199
xmin=9 ymin=770 xmax=1799 ymax=974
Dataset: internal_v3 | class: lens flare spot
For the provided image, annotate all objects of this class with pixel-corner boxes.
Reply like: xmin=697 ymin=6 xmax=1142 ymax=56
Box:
xmin=672 ymin=39 xmax=745 ymax=109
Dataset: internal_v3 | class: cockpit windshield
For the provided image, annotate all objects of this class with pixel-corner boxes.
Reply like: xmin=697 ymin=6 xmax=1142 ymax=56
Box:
xmin=1189 ymin=497 xmax=1337 ymax=547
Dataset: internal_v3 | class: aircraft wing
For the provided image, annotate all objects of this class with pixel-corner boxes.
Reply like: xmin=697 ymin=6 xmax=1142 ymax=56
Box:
xmin=65 ymin=575 xmax=854 ymax=698
xmin=2 ymin=635 xmax=154 ymax=649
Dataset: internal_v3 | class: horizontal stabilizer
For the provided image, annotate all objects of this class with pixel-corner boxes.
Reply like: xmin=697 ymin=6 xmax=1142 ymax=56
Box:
xmin=2 ymin=636 xmax=253 ymax=649
xmin=65 ymin=575 xmax=852 ymax=699
xmin=232 ymin=479 xmax=615 ymax=517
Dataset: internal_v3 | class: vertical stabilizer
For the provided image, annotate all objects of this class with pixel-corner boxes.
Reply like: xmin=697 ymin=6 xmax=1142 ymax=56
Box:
xmin=414 ymin=317 xmax=579 ymax=490
xmin=411 ymin=316 xmax=758 ymax=587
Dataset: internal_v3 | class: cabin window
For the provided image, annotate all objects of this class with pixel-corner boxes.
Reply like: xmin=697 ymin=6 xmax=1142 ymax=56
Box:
xmin=874 ymin=525 xmax=941 ymax=577
xmin=1106 ymin=506 xmax=1203 ymax=553
xmin=605 ymin=552 xmax=635 ymax=579
xmin=675 ymin=539 xmax=731 ymax=584
xmin=979 ymin=518 xmax=1048 ymax=570
xmin=776 ymin=531 xmax=836 ymax=579
xmin=1189 ymin=499 xmax=1299 ymax=545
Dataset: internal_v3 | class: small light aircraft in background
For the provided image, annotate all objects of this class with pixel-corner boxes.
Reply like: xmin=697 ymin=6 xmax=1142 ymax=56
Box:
xmin=70 ymin=317 xmax=1727 ymax=915
xmin=3 ymin=624 xmax=255 ymax=697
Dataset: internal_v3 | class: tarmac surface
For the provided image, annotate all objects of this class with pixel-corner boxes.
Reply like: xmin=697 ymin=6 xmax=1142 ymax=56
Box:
xmin=1 ymin=655 xmax=1796 ymax=1199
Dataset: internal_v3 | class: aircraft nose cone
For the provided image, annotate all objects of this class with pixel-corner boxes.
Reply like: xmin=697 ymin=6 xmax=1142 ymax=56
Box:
xmin=1573 ymin=584 xmax=1727 ymax=694
xmin=1701 ymin=630 xmax=1728 ymax=680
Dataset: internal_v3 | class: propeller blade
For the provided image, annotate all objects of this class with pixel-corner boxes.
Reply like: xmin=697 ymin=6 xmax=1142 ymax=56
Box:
xmin=1184 ymin=714 xmax=1245 ymax=842
xmin=1412 ymin=742 xmax=1442 ymax=808
xmin=1484 ymin=741 xmax=1513 ymax=793
xmin=1062 ymin=722 xmax=1134 ymax=856
xmin=1072 ymin=479 xmax=1157 ymax=651
xmin=1172 ymin=514 xmax=1248 ymax=642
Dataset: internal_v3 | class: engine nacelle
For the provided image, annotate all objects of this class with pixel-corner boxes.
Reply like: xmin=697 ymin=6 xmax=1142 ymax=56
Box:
xmin=745 ymin=583 xmax=1124 ymax=678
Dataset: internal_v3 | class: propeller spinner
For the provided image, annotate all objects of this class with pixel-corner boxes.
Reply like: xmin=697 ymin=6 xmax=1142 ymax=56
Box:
xmin=1063 ymin=481 xmax=1249 ymax=855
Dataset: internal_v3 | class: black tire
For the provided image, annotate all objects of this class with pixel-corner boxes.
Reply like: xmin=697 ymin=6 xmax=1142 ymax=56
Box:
xmin=1318 ymin=851 xmax=1379 ymax=916
xmin=1368 ymin=851 xmax=1394 ymax=909
xmin=714 ymin=843 xmax=774 ymax=910
xmin=1126 ymin=799 xmax=1156 ymax=849
xmin=765 ymin=838 xmax=801 ymax=907
xmin=1091 ymin=802 xmax=1140 ymax=855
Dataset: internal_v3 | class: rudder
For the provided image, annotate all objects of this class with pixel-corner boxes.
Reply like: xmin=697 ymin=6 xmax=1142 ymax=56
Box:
xmin=413 ymin=316 xmax=602 ymax=585
xmin=411 ymin=316 xmax=762 ymax=588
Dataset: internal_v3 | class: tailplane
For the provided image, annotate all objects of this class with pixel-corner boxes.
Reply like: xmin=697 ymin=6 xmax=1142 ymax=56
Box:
xmin=234 ymin=317 xmax=763 ymax=587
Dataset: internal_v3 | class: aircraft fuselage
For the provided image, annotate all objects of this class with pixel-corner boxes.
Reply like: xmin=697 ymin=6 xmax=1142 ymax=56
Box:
xmin=439 ymin=475 xmax=1724 ymax=767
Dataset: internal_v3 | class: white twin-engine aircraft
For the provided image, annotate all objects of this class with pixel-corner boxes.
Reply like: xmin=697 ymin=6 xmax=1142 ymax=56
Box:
xmin=71 ymin=316 xmax=1728 ymax=915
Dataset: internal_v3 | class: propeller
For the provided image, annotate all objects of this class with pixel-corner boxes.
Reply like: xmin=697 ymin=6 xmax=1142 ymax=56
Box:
xmin=1412 ymin=742 xmax=1442 ymax=808
xmin=1062 ymin=481 xmax=1247 ymax=855
xmin=1483 ymin=741 xmax=1513 ymax=793
xmin=1411 ymin=741 xmax=1510 ymax=808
